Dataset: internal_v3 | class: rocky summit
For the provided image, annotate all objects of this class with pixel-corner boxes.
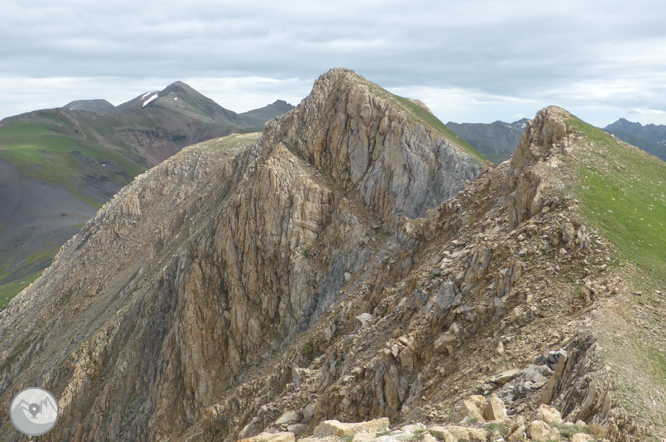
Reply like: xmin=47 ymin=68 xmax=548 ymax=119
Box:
xmin=1 ymin=69 xmax=665 ymax=442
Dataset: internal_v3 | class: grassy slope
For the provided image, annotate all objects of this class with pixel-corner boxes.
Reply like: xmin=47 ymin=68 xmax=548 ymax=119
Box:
xmin=567 ymin=116 xmax=666 ymax=280
xmin=566 ymin=115 xmax=666 ymax=432
xmin=0 ymin=117 xmax=146 ymax=309
xmin=0 ymin=121 xmax=146 ymax=208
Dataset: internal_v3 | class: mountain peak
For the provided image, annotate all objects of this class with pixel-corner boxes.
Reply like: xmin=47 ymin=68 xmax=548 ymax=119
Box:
xmin=64 ymin=99 xmax=115 ymax=113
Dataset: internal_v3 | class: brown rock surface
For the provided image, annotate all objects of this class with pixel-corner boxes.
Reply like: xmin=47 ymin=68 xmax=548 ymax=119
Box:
xmin=0 ymin=76 xmax=663 ymax=442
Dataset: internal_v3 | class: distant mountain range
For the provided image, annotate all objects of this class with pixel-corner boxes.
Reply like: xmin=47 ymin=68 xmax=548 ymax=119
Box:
xmin=446 ymin=119 xmax=529 ymax=163
xmin=0 ymin=83 xmax=294 ymax=307
xmin=602 ymin=118 xmax=666 ymax=161
xmin=447 ymin=117 xmax=666 ymax=164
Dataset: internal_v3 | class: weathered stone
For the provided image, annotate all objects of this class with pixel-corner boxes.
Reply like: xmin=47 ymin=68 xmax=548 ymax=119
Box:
xmin=492 ymin=368 xmax=521 ymax=384
xmin=434 ymin=332 xmax=457 ymax=354
xmin=313 ymin=418 xmax=390 ymax=438
xmin=302 ymin=402 xmax=318 ymax=421
xmin=275 ymin=411 xmax=300 ymax=426
xmin=507 ymin=425 xmax=527 ymax=442
xmin=589 ymin=423 xmax=608 ymax=438
xmin=450 ymin=396 xmax=485 ymax=423
xmin=427 ymin=426 xmax=456 ymax=442
xmin=526 ymin=420 xmax=560 ymax=442
xmin=534 ymin=404 xmax=562 ymax=424
xmin=482 ymin=395 xmax=507 ymax=421
xmin=355 ymin=313 xmax=373 ymax=328
xmin=570 ymin=434 xmax=593 ymax=442
xmin=446 ymin=426 xmax=487 ymax=442
xmin=240 ymin=432 xmax=295 ymax=442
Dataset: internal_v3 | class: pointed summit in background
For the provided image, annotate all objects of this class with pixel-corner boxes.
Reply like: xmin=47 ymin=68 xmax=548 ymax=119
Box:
xmin=603 ymin=118 xmax=666 ymax=161
xmin=0 ymin=83 xmax=295 ymax=308
xmin=116 ymin=81 xmax=247 ymax=127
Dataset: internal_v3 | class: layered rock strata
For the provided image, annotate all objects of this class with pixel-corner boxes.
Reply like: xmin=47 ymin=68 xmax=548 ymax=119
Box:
xmin=0 ymin=69 xmax=483 ymax=441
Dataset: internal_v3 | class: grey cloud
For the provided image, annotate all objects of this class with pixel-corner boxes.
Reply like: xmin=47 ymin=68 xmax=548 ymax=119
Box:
xmin=1 ymin=0 xmax=666 ymax=124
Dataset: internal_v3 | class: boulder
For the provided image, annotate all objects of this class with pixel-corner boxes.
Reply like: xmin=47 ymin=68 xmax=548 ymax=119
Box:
xmin=526 ymin=420 xmax=560 ymax=441
xmin=491 ymin=368 xmax=521 ymax=384
xmin=534 ymin=404 xmax=562 ymax=424
xmin=275 ymin=411 xmax=300 ymax=425
xmin=427 ymin=426 xmax=456 ymax=442
xmin=313 ymin=418 xmax=390 ymax=438
xmin=435 ymin=332 xmax=457 ymax=354
xmin=239 ymin=432 xmax=295 ymax=442
xmin=450 ymin=396 xmax=486 ymax=423
xmin=482 ymin=395 xmax=507 ymax=421
xmin=571 ymin=434 xmax=593 ymax=442
xmin=446 ymin=426 xmax=487 ymax=442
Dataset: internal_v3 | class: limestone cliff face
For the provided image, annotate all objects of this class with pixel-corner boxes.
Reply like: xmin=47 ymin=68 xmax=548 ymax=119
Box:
xmin=0 ymin=69 xmax=484 ymax=442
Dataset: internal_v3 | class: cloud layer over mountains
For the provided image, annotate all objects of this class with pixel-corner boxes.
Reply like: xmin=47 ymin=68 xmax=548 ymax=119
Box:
xmin=2 ymin=0 xmax=666 ymax=125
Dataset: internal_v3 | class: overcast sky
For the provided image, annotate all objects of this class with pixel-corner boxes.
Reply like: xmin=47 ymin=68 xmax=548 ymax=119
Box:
xmin=2 ymin=0 xmax=666 ymax=126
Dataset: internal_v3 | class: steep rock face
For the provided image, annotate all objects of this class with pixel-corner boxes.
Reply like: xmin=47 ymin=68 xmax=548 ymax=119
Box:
xmin=266 ymin=69 xmax=482 ymax=222
xmin=0 ymin=69 xmax=484 ymax=441
xmin=194 ymin=107 xmax=660 ymax=442
xmin=507 ymin=106 xmax=570 ymax=229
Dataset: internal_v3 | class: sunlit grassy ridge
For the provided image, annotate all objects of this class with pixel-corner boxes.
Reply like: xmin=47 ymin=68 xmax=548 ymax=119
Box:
xmin=565 ymin=115 xmax=666 ymax=430
xmin=567 ymin=116 xmax=666 ymax=280
xmin=0 ymin=122 xmax=146 ymax=207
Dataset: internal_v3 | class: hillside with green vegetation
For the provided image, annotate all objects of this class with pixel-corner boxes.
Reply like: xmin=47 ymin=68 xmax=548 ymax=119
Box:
xmin=0 ymin=83 xmax=294 ymax=309
xmin=568 ymin=116 xmax=666 ymax=280
xmin=561 ymin=113 xmax=666 ymax=431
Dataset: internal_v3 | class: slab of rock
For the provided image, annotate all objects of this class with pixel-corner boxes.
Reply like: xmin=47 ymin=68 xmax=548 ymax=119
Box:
xmin=313 ymin=418 xmax=390 ymax=438
xmin=434 ymin=332 xmax=457 ymax=354
xmin=446 ymin=426 xmax=487 ymax=442
xmin=276 ymin=411 xmax=300 ymax=425
xmin=507 ymin=425 xmax=527 ymax=442
xmin=427 ymin=426 xmax=456 ymax=442
xmin=482 ymin=395 xmax=507 ymax=421
xmin=239 ymin=432 xmax=295 ymax=442
xmin=571 ymin=434 xmax=593 ymax=442
xmin=491 ymin=368 xmax=521 ymax=384
xmin=450 ymin=396 xmax=486 ymax=423
xmin=355 ymin=313 xmax=373 ymax=327
xmin=526 ymin=420 xmax=560 ymax=442
xmin=534 ymin=404 xmax=563 ymax=424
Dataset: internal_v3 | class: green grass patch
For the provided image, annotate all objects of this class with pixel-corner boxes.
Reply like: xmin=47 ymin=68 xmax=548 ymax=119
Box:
xmin=0 ymin=270 xmax=42 ymax=309
xmin=0 ymin=338 xmax=33 ymax=372
xmin=567 ymin=116 xmax=666 ymax=281
xmin=649 ymin=349 xmax=666 ymax=382
xmin=485 ymin=422 xmax=507 ymax=436
xmin=0 ymin=122 xmax=146 ymax=207
xmin=549 ymin=422 xmax=588 ymax=437
xmin=394 ymin=96 xmax=487 ymax=162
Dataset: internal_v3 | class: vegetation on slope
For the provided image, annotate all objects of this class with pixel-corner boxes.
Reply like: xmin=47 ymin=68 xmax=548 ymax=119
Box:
xmin=567 ymin=116 xmax=666 ymax=280
xmin=565 ymin=114 xmax=666 ymax=431
xmin=349 ymin=72 xmax=488 ymax=162
xmin=0 ymin=121 xmax=146 ymax=207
